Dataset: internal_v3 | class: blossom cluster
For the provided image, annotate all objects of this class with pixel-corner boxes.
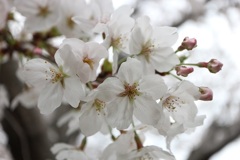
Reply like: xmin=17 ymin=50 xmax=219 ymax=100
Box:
xmin=0 ymin=0 xmax=223 ymax=159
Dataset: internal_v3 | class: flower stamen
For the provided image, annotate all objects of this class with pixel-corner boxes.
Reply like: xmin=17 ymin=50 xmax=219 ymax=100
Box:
xmin=94 ymin=98 xmax=105 ymax=115
xmin=37 ymin=6 xmax=50 ymax=18
xmin=162 ymin=96 xmax=185 ymax=112
xmin=118 ymin=82 xmax=141 ymax=102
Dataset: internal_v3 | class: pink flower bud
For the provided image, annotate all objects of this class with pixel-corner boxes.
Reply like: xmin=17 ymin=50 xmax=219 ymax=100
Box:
xmin=207 ymin=59 xmax=223 ymax=73
xmin=178 ymin=37 xmax=197 ymax=51
xmin=199 ymin=87 xmax=213 ymax=101
xmin=175 ymin=66 xmax=194 ymax=77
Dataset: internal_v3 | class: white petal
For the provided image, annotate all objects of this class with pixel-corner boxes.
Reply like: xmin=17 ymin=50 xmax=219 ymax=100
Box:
xmin=112 ymin=5 xmax=134 ymax=18
xmin=97 ymin=77 xmax=124 ymax=102
xmin=150 ymin=47 xmax=180 ymax=72
xmin=11 ymin=88 xmax=39 ymax=109
xmin=38 ymin=83 xmax=63 ymax=114
xmin=173 ymin=80 xmax=200 ymax=100
xmin=133 ymin=95 xmax=160 ymax=125
xmin=79 ymin=102 xmax=103 ymax=136
xmin=61 ymin=38 xmax=85 ymax=53
xmin=136 ymin=16 xmax=153 ymax=42
xmin=54 ymin=44 xmax=77 ymax=74
xmin=129 ymin=27 xmax=145 ymax=55
xmin=21 ymin=58 xmax=57 ymax=87
xmin=139 ymin=75 xmax=167 ymax=99
xmin=107 ymin=97 xmax=133 ymax=129
xmin=152 ymin=26 xmax=178 ymax=47
xmin=63 ymin=77 xmax=85 ymax=108
xmin=117 ymin=58 xmax=143 ymax=84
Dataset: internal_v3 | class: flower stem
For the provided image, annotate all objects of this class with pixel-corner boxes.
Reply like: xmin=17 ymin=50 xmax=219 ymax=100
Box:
xmin=169 ymin=73 xmax=182 ymax=81
xmin=79 ymin=137 xmax=87 ymax=151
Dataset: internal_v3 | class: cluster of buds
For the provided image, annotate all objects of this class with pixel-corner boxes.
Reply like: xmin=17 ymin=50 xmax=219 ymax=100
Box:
xmin=198 ymin=59 xmax=223 ymax=73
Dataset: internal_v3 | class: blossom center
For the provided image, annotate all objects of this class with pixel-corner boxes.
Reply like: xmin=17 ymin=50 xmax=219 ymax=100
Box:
xmin=45 ymin=66 xmax=66 ymax=86
xmin=37 ymin=6 xmax=50 ymax=18
xmin=139 ymin=42 xmax=154 ymax=62
xmin=83 ymin=56 xmax=94 ymax=70
xmin=111 ymin=37 xmax=121 ymax=48
xmin=162 ymin=96 xmax=185 ymax=112
xmin=93 ymin=99 xmax=105 ymax=114
xmin=118 ymin=82 xmax=141 ymax=101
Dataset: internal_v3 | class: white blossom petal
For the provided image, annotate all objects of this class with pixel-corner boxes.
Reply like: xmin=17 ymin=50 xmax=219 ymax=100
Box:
xmin=150 ymin=47 xmax=179 ymax=72
xmin=63 ymin=77 xmax=85 ymax=108
xmin=38 ymin=83 xmax=63 ymax=114
xmin=133 ymin=95 xmax=160 ymax=125
xmin=107 ymin=97 xmax=133 ymax=129
xmin=117 ymin=58 xmax=143 ymax=84
xmin=139 ymin=74 xmax=167 ymax=99
xmin=79 ymin=102 xmax=103 ymax=136
xmin=98 ymin=77 xmax=124 ymax=102
xmin=152 ymin=26 xmax=178 ymax=47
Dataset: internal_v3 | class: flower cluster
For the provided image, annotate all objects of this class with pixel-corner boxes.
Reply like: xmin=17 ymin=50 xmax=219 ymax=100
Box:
xmin=0 ymin=0 xmax=223 ymax=159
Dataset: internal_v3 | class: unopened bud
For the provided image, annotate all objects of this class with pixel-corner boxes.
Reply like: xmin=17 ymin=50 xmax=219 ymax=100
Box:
xmin=175 ymin=66 xmax=194 ymax=77
xmin=207 ymin=59 xmax=223 ymax=73
xmin=198 ymin=59 xmax=223 ymax=73
xmin=199 ymin=87 xmax=213 ymax=101
xmin=178 ymin=37 xmax=197 ymax=51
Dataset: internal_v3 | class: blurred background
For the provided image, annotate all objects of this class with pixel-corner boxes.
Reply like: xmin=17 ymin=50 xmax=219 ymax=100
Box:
xmin=1 ymin=0 xmax=240 ymax=159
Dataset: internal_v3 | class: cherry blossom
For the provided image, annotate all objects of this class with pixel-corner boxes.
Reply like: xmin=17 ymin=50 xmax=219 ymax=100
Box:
xmin=159 ymin=80 xmax=205 ymax=130
xmin=79 ymin=89 xmax=109 ymax=136
xmin=73 ymin=0 xmax=114 ymax=31
xmin=94 ymin=5 xmax=135 ymax=73
xmin=57 ymin=38 xmax=108 ymax=83
xmin=98 ymin=57 xmax=167 ymax=129
xmin=128 ymin=16 xmax=180 ymax=73
xmin=21 ymin=46 xmax=86 ymax=114
xmin=57 ymin=0 xmax=91 ymax=38
xmin=15 ymin=0 xmax=60 ymax=32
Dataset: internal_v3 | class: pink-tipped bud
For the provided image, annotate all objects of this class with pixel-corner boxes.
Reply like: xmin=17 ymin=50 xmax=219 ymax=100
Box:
xmin=198 ymin=59 xmax=223 ymax=73
xmin=175 ymin=66 xmax=194 ymax=77
xmin=207 ymin=59 xmax=223 ymax=73
xmin=199 ymin=87 xmax=213 ymax=101
xmin=178 ymin=37 xmax=197 ymax=51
